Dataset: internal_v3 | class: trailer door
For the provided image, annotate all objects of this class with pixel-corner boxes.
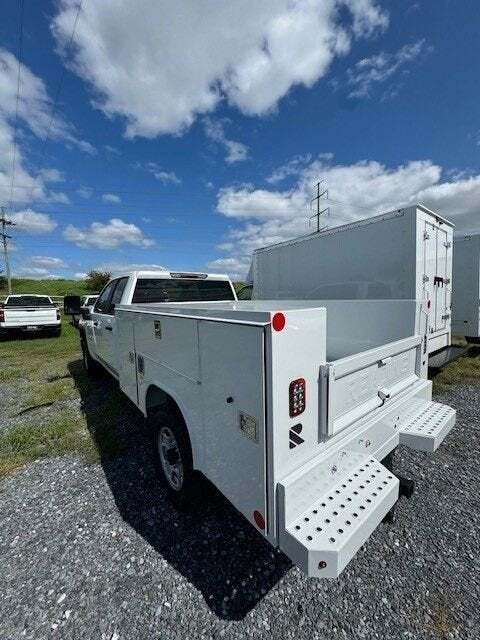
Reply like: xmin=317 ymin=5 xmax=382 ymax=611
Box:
xmin=435 ymin=226 xmax=449 ymax=332
xmin=423 ymin=221 xmax=437 ymax=326
xmin=199 ymin=322 xmax=268 ymax=532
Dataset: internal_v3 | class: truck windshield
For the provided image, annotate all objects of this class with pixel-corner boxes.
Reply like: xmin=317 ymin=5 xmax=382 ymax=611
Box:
xmin=5 ymin=296 xmax=53 ymax=307
xmin=132 ymin=279 xmax=235 ymax=303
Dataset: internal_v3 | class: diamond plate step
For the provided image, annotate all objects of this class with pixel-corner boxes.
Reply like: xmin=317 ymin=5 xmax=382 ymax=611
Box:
xmin=281 ymin=458 xmax=399 ymax=578
xmin=399 ymin=401 xmax=456 ymax=452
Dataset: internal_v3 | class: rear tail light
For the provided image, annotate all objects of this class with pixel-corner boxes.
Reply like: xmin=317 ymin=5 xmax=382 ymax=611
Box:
xmin=289 ymin=378 xmax=306 ymax=417
xmin=0 ymin=309 xmax=4 ymax=322
xmin=56 ymin=309 xmax=61 ymax=320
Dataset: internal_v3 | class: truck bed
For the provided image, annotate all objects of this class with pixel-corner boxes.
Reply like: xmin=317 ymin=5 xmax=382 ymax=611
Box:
xmin=114 ymin=298 xmax=455 ymax=578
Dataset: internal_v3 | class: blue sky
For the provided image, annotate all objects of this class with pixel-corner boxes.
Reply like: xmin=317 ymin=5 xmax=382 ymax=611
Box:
xmin=1 ymin=0 xmax=479 ymax=281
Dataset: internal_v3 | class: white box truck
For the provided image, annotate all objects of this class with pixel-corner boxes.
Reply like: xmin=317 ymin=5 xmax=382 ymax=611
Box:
xmin=452 ymin=233 xmax=480 ymax=343
xmin=250 ymin=205 xmax=454 ymax=354
xmin=76 ymin=296 xmax=455 ymax=578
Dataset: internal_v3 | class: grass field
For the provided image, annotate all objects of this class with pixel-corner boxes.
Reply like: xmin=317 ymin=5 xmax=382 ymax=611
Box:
xmin=0 ymin=277 xmax=91 ymax=297
xmin=0 ymin=316 xmax=130 ymax=475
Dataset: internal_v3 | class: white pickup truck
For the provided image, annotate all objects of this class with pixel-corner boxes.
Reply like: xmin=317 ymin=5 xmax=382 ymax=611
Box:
xmin=71 ymin=270 xmax=237 ymax=376
xmin=0 ymin=294 xmax=61 ymax=336
xmin=72 ymin=289 xmax=456 ymax=578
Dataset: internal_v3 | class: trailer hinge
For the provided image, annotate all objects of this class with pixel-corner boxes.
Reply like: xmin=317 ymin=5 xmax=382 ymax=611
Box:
xmin=423 ymin=231 xmax=430 ymax=240
xmin=444 ymin=277 xmax=451 ymax=285
xmin=444 ymin=241 xmax=452 ymax=248
xmin=422 ymin=274 xmax=429 ymax=283
xmin=441 ymin=314 xmax=450 ymax=320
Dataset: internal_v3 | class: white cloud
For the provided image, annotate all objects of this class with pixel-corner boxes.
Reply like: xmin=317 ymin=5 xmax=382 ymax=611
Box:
xmin=77 ymin=186 xmax=93 ymax=199
xmin=204 ymin=118 xmax=249 ymax=164
xmin=347 ymin=39 xmax=429 ymax=98
xmin=63 ymin=217 xmax=155 ymax=249
xmin=74 ymin=272 xmax=88 ymax=279
xmin=154 ymin=171 xmax=181 ymax=185
xmin=138 ymin=162 xmax=181 ymax=185
xmin=206 ymin=256 xmax=250 ymax=282
xmin=14 ymin=266 xmax=60 ymax=279
xmin=52 ymin=0 xmax=387 ymax=137
xmin=266 ymin=153 xmax=313 ymax=183
xmin=92 ymin=262 xmax=168 ymax=276
xmin=31 ymin=256 xmax=66 ymax=268
xmin=102 ymin=192 xmax=122 ymax=203
xmin=9 ymin=209 xmax=57 ymax=234
xmin=0 ymin=48 xmax=93 ymax=207
xmin=213 ymin=156 xmax=480 ymax=278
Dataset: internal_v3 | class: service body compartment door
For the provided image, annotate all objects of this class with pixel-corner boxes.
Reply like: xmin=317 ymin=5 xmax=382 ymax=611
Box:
xmin=116 ymin=310 xmax=139 ymax=405
xmin=323 ymin=336 xmax=421 ymax=437
xmin=199 ymin=322 xmax=268 ymax=531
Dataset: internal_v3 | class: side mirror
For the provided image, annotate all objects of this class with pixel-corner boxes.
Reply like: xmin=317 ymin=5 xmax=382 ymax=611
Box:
xmin=64 ymin=295 xmax=81 ymax=315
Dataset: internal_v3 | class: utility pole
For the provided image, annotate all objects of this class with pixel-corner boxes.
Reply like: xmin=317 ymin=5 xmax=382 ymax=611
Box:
xmin=309 ymin=179 xmax=329 ymax=233
xmin=0 ymin=207 xmax=15 ymax=294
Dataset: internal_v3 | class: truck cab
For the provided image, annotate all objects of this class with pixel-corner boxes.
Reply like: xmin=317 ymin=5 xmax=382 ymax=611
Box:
xmin=83 ymin=271 xmax=237 ymax=376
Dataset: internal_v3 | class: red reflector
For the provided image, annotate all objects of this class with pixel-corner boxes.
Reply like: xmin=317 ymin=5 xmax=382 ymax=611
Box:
xmin=253 ymin=510 xmax=265 ymax=530
xmin=272 ymin=312 xmax=286 ymax=331
xmin=289 ymin=378 xmax=306 ymax=417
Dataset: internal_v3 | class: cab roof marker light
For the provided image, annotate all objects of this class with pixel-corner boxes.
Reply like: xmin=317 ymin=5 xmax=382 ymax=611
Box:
xmin=169 ymin=272 xmax=208 ymax=279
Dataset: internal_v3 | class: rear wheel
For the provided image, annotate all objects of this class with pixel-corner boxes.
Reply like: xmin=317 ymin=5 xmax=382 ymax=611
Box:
xmin=151 ymin=409 xmax=194 ymax=508
xmin=465 ymin=336 xmax=480 ymax=344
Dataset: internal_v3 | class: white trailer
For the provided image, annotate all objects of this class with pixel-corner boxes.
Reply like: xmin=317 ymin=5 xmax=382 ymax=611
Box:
xmin=80 ymin=298 xmax=457 ymax=578
xmin=452 ymin=233 xmax=480 ymax=343
xmin=250 ymin=205 xmax=454 ymax=354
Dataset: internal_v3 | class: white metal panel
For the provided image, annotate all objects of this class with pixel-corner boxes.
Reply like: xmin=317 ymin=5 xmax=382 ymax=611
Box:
xmin=452 ymin=234 xmax=480 ymax=338
xmin=199 ymin=322 xmax=268 ymax=531
xmin=399 ymin=401 xmax=456 ymax=452
xmin=115 ymin=310 xmax=138 ymax=405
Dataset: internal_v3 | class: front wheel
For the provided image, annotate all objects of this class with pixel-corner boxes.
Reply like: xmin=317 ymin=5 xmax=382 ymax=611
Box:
xmin=81 ymin=337 xmax=102 ymax=376
xmin=151 ymin=411 xmax=194 ymax=508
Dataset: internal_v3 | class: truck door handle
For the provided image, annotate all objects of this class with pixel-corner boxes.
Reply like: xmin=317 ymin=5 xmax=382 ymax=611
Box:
xmin=105 ymin=325 xmax=113 ymax=331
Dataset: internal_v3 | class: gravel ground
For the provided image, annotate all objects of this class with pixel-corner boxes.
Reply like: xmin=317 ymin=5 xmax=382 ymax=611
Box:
xmin=1 ymin=382 xmax=479 ymax=639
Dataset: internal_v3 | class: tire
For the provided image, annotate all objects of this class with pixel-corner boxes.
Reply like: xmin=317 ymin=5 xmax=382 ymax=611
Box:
xmin=51 ymin=327 xmax=62 ymax=337
xmin=150 ymin=409 xmax=194 ymax=509
xmin=465 ymin=336 xmax=480 ymax=345
xmin=81 ymin=337 xmax=102 ymax=376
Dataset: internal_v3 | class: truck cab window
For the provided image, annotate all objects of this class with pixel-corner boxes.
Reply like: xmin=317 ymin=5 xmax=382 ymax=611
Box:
xmin=94 ymin=281 xmax=117 ymax=314
xmin=110 ymin=277 xmax=128 ymax=311
xmin=132 ymin=278 xmax=235 ymax=303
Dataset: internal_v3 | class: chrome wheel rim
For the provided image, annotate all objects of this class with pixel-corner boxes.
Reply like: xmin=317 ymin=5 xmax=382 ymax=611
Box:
xmin=158 ymin=426 xmax=184 ymax=491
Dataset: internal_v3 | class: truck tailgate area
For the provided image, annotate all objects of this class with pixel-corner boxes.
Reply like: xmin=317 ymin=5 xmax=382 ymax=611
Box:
xmin=3 ymin=307 xmax=58 ymax=327
xmin=278 ymin=389 xmax=456 ymax=578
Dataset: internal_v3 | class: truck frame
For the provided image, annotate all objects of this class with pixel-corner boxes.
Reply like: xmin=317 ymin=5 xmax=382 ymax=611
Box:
xmin=80 ymin=297 xmax=456 ymax=578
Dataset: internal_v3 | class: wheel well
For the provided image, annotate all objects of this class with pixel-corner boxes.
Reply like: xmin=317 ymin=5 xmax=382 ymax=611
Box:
xmin=145 ymin=385 xmax=185 ymax=424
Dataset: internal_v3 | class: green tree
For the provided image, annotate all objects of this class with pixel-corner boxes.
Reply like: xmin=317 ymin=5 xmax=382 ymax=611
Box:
xmin=85 ymin=270 xmax=111 ymax=291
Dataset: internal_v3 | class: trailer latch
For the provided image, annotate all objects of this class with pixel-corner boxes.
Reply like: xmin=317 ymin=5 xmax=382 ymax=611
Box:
xmin=434 ymin=276 xmax=444 ymax=287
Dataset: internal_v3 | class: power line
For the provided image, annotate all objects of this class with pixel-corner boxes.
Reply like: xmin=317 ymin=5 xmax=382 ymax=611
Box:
xmin=8 ymin=0 xmax=25 ymax=210
xmin=25 ymin=0 xmax=86 ymax=204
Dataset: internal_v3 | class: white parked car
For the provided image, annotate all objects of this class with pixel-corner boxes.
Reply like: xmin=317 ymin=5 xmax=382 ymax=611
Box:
xmin=0 ymin=294 xmax=61 ymax=337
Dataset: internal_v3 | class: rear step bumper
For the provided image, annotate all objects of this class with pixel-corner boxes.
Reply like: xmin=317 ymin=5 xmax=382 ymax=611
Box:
xmin=399 ymin=401 xmax=456 ymax=452
xmin=278 ymin=400 xmax=456 ymax=578
xmin=280 ymin=455 xmax=398 ymax=578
